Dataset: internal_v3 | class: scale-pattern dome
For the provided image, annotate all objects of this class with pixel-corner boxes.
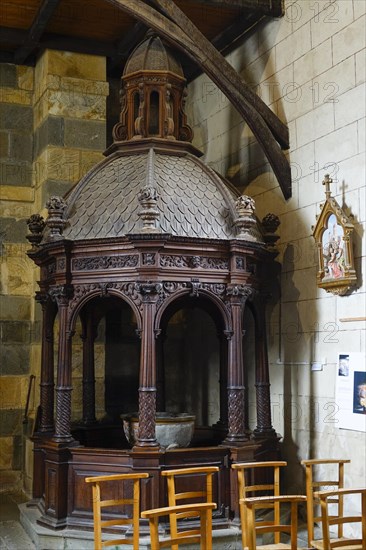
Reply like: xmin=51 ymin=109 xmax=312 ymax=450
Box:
xmin=62 ymin=147 xmax=239 ymax=241
xmin=123 ymin=34 xmax=184 ymax=77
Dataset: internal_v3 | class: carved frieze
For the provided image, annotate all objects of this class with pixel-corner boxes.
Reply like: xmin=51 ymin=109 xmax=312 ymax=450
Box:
xmin=72 ymin=255 xmax=138 ymax=271
xmin=160 ymin=255 xmax=229 ymax=270
xmin=69 ymin=282 xmax=144 ymax=313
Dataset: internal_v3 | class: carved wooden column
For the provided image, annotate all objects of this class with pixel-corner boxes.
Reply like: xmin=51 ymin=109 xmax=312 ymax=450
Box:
xmin=156 ymin=329 xmax=166 ymax=413
xmin=51 ymin=285 xmax=74 ymax=443
xmin=135 ymin=282 xmax=161 ymax=448
xmin=81 ymin=314 xmax=97 ymax=425
xmin=224 ymin=285 xmax=251 ymax=445
xmin=36 ymin=292 xmax=56 ymax=433
xmin=253 ymin=296 xmax=276 ymax=438
xmin=215 ymin=331 xmax=228 ymax=431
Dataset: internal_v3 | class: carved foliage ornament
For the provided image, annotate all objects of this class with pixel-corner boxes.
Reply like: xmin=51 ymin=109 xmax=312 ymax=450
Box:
xmin=312 ymin=174 xmax=357 ymax=296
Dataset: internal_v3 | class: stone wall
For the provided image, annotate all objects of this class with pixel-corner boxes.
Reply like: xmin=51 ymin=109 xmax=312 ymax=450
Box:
xmin=0 ymin=51 xmax=108 ymax=493
xmin=187 ymin=0 xmax=365 ymax=497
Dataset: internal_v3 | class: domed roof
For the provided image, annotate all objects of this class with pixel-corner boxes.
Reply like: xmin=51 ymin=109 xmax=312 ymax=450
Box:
xmin=62 ymin=146 xmax=240 ymax=241
xmin=123 ymin=34 xmax=184 ymax=77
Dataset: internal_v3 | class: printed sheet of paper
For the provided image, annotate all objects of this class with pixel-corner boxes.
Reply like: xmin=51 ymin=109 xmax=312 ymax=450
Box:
xmin=336 ymin=352 xmax=366 ymax=432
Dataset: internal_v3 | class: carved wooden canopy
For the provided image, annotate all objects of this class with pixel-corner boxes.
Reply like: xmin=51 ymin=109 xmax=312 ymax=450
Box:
xmin=1 ymin=0 xmax=291 ymax=198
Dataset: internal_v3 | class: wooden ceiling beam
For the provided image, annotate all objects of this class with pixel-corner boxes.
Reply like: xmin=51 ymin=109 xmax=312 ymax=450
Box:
xmin=109 ymin=0 xmax=291 ymax=199
xmin=185 ymin=0 xmax=283 ymax=17
xmin=0 ymin=27 xmax=27 ymax=43
xmin=40 ymin=34 xmax=117 ymax=57
xmin=109 ymin=21 xmax=147 ymax=72
xmin=14 ymin=0 xmax=61 ymax=64
xmin=0 ymin=26 xmax=116 ymax=63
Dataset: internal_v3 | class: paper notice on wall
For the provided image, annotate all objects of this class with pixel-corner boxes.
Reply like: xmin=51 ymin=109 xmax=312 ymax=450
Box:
xmin=335 ymin=353 xmax=366 ymax=432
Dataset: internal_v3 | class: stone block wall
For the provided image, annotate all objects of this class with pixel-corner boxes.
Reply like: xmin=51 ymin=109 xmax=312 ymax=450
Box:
xmin=186 ymin=0 xmax=365 ymax=498
xmin=0 ymin=51 xmax=108 ymax=493
xmin=0 ymin=64 xmax=36 ymax=491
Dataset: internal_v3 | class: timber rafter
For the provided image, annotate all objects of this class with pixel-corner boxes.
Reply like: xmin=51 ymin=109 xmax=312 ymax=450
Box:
xmin=106 ymin=0 xmax=292 ymax=199
xmin=14 ymin=0 xmax=61 ymax=64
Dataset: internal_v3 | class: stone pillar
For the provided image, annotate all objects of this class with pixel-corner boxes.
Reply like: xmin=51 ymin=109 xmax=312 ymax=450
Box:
xmin=0 ymin=63 xmax=35 ymax=490
xmin=33 ymin=50 xmax=108 ymax=210
xmin=253 ymin=296 xmax=276 ymax=438
xmin=135 ymin=282 xmax=161 ymax=449
xmin=224 ymin=285 xmax=252 ymax=445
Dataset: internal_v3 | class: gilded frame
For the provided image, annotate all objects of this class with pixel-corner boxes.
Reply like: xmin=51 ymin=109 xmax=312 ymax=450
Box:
xmin=313 ymin=175 xmax=357 ymax=296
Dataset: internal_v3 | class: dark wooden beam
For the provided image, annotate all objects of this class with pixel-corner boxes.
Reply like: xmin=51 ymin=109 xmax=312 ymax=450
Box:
xmin=0 ymin=27 xmax=27 ymax=43
xmin=14 ymin=0 xmax=61 ymax=64
xmin=211 ymin=10 xmax=262 ymax=53
xmin=184 ymin=0 xmax=283 ymax=17
xmin=154 ymin=0 xmax=288 ymax=149
xmin=0 ymin=27 xmax=116 ymax=63
xmin=41 ymin=34 xmax=117 ymax=58
xmin=109 ymin=0 xmax=291 ymax=198
xmin=109 ymin=21 xmax=147 ymax=72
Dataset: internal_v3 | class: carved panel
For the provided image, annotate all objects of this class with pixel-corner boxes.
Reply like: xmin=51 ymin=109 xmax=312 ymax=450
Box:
xmin=227 ymin=388 xmax=245 ymax=436
xmin=142 ymin=253 xmax=156 ymax=265
xmin=255 ymin=382 xmax=272 ymax=431
xmin=236 ymin=256 xmax=246 ymax=270
xmin=137 ymin=390 xmax=156 ymax=442
xmin=72 ymin=255 xmax=138 ymax=271
xmin=57 ymin=259 xmax=66 ymax=271
xmin=55 ymin=386 xmax=72 ymax=438
xmin=160 ymin=255 xmax=229 ymax=269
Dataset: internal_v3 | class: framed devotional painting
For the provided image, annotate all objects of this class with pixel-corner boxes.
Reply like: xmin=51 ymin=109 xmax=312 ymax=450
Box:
xmin=312 ymin=174 xmax=357 ymax=296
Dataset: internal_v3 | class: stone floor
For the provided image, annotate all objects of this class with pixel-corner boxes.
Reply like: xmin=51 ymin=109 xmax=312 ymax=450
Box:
xmin=1 ymin=491 xmax=312 ymax=549
xmin=0 ymin=493 xmax=35 ymax=550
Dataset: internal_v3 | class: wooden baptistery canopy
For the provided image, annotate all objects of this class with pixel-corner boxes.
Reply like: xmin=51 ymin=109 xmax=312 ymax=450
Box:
xmin=25 ymin=31 xmax=282 ymax=531
xmin=1 ymin=0 xmax=291 ymax=199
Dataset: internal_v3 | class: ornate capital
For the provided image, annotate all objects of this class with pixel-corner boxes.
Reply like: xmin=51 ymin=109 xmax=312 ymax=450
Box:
xmin=135 ymin=281 xmax=163 ymax=303
xmin=35 ymin=290 xmax=49 ymax=305
xmin=49 ymin=284 xmax=73 ymax=306
xmin=226 ymin=284 xmax=253 ymax=302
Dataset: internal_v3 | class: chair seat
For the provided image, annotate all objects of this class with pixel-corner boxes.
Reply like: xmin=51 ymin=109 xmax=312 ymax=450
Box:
xmin=311 ymin=540 xmax=364 ymax=550
xmin=255 ymin=545 xmax=307 ymax=549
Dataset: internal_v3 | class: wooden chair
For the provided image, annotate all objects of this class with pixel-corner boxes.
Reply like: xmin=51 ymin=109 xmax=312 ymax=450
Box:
xmin=315 ymin=488 xmax=366 ymax=550
xmin=301 ymin=458 xmax=351 ymax=548
xmin=242 ymin=494 xmax=307 ymax=550
xmin=161 ymin=466 xmax=219 ymax=549
xmin=141 ymin=502 xmax=217 ymax=550
xmin=85 ymin=472 xmax=149 ymax=550
xmin=232 ymin=461 xmax=287 ymax=549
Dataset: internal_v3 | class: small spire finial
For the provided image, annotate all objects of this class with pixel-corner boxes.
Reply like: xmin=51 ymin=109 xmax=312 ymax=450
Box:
xmin=322 ymin=174 xmax=333 ymax=198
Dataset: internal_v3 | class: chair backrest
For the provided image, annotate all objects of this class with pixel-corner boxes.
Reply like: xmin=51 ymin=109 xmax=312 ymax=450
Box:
xmin=315 ymin=487 xmax=366 ymax=550
xmin=242 ymin=494 xmax=307 ymax=550
xmin=85 ymin=472 xmax=149 ymax=550
xmin=232 ymin=460 xmax=287 ymax=548
xmin=161 ymin=466 xmax=219 ymax=550
xmin=301 ymin=458 xmax=351 ymax=546
xmin=141 ymin=502 xmax=217 ymax=550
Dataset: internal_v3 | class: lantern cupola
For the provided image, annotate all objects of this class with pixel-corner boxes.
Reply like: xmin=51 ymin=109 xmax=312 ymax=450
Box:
xmin=113 ymin=32 xmax=193 ymax=143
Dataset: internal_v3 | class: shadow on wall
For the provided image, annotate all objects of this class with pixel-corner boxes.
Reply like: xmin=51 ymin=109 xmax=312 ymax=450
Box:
xmin=216 ymin=16 xmax=289 ymax=192
xmin=280 ymin=242 xmax=306 ymax=496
